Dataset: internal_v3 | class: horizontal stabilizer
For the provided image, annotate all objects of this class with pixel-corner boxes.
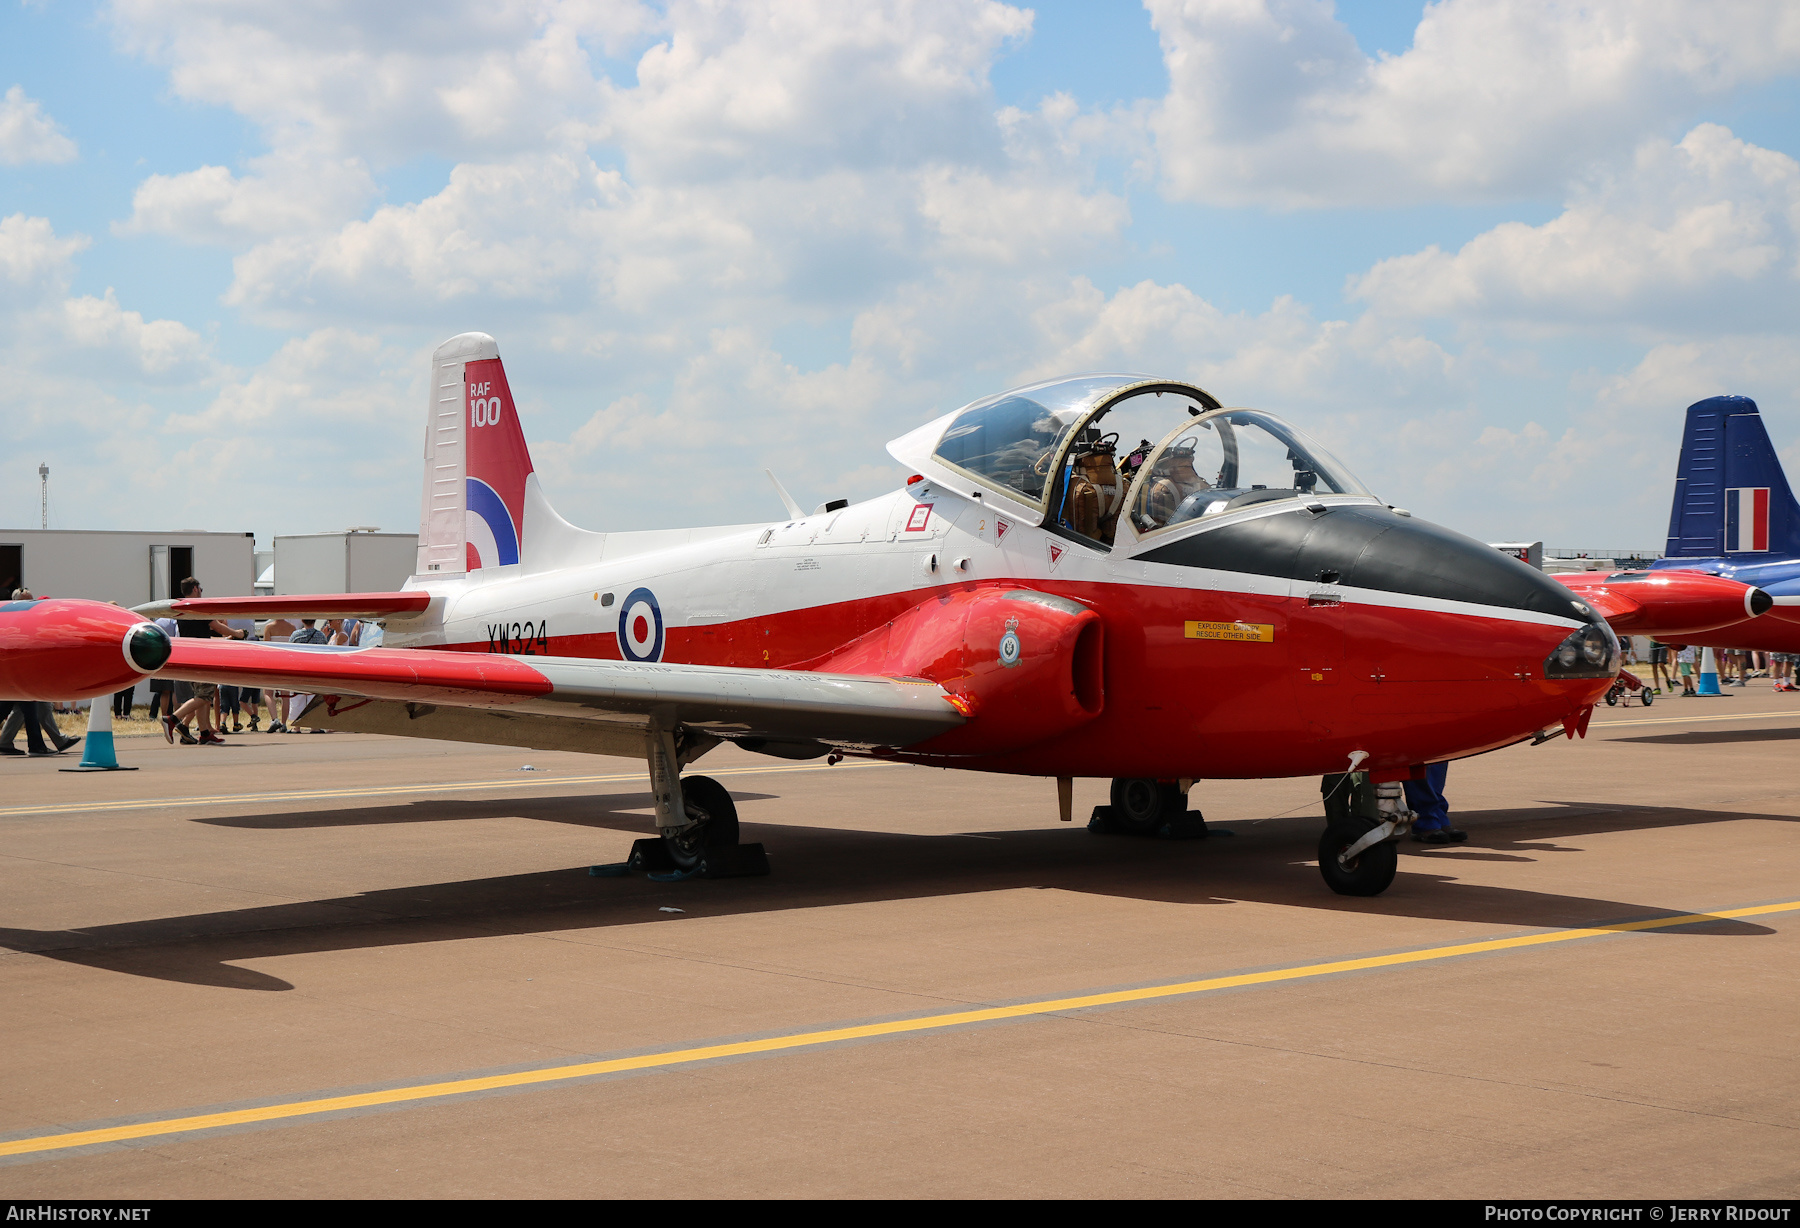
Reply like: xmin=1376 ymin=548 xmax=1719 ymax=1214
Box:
xmin=133 ymin=592 xmax=432 ymax=621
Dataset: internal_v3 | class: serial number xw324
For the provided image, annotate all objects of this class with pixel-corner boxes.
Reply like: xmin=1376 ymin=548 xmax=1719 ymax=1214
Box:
xmin=487 ymin=620 xmax=549 ymax=655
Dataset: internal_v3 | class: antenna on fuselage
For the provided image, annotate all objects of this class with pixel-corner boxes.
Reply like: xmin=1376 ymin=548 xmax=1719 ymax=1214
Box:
xmin=765 ymin=470 xmax=805 ymax=520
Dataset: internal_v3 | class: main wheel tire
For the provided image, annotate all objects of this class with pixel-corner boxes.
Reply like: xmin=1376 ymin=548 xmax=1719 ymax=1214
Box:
xmin=1317 ymin=822 xmax=1398 ymax=896
xmin=1109 ymin=778 xmax=1181 ymax=835
xmin=662 ymin=774 xmax=741 ymax=870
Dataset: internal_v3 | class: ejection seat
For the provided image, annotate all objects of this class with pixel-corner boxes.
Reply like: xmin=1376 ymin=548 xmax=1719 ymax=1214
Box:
xmin=1058 ymin=431 xmax=1129 ymax=545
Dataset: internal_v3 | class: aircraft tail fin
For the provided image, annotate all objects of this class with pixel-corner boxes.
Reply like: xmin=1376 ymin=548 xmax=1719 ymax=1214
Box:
xmin=1665 ymin=395 xmax=1800 ymax=558
xmin=416 ymin=333 xmax=593 ymax=577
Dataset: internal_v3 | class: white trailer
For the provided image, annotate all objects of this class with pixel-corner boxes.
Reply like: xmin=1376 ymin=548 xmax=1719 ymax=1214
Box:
xmin=273 ymin=531 xmax=419 ymax=595
xmin=0 ymin=529 xmax=255 ymax=605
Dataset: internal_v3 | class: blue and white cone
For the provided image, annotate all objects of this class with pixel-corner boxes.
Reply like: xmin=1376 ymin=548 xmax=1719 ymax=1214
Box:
xmin=1696 ymin=647 xmax=1723 ymax=697
xmin=60 ymin=699 xmax=137 ymax=772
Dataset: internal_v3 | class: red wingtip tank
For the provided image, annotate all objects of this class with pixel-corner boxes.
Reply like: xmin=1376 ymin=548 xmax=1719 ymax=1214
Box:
xmin=0 ymin=599 xmax=170 ymax=701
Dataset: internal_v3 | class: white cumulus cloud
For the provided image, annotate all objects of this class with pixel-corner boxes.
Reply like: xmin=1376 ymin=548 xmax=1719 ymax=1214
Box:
xmin=1148 ymin=0 xmax=1800 ymax=206
xmin=605 ymin=0 xmax=1031 ymax=183
xmin=0 ymin=213 xmax=90 ymax=298
xmin=108 ymin=0 xmax=653 ymax=160
xmin=0 ymin=214 xmax=210 ymax=383
xmin=1349 ymin=125 xmax=1800 ymax=331
xmin=0 ymin=85 xmax=77 ymax=165
xmin=117 ymin=152 xmax=377 ymax=245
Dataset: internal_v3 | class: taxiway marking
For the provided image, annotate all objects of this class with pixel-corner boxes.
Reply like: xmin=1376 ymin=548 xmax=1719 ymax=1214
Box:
xmin=1592 ymin=709 xmax=1800 ymax=730
xmin=3 ymin=898 xmax=1794 ymax=1161
xmin=0 ymin=759 xmax=897 ymax=819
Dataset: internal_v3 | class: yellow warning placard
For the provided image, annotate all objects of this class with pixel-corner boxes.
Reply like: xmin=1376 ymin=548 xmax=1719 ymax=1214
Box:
xmin=1185 ymin=620 xmax=1274 ymax=643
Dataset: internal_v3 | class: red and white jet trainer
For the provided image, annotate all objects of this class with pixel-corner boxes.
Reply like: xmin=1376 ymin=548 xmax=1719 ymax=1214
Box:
xmin=1 ymin=333 xmax=1620 ymax=895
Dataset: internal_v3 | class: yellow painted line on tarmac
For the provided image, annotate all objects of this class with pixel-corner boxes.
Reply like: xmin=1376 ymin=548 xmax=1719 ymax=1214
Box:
xmin=0 ymin=759 xmax=898 ymax=819
xmin=3 ymin=898 xmax=1795 ymax=1161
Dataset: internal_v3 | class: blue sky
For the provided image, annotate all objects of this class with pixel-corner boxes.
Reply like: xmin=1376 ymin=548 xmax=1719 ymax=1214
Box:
xmin=4 ymin=1 xmax=1799 ymax=552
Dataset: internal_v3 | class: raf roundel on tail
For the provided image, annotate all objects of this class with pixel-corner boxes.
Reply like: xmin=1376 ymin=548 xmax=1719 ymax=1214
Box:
xmin=464 ymin=479 xmax=518 ymax=570
xmin=463 ymin=357 xmax=533 ymax=571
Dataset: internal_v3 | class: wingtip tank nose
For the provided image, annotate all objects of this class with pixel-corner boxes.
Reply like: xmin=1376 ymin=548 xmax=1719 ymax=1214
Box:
xmin=0 ymin=598 xmax=154 ymax=701
xmin=1750 ymin=587 xmax=1774 ymax=617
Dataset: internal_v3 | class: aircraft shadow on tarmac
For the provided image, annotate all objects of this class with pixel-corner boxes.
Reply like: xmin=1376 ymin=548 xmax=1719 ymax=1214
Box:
xmin=1612 ymin=726 xmax=1800 ymax=747
xmin=0 ymin=795 xmax=1782 ymax=992
xmin=192 ymin=792 xmax=778 ymax=830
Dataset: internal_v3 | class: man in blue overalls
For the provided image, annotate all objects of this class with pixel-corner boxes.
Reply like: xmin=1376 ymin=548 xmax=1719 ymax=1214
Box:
xmin=1407 ymin=762 xmax=1466 ymax=844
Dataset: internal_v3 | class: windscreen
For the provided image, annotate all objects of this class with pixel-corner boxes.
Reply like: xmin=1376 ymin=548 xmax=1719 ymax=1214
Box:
xmin=1134 ymin=410 xmax=1367 ymax=532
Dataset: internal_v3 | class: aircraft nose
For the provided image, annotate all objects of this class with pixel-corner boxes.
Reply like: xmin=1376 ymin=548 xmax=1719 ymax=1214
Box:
xmin=1141 ymin=502 xmax=1599 ymax=623
xmin=1288 ymin=506 xmax=1600 ymax=623
xmin=1140 ymin=502 xmax=1612 ymax=773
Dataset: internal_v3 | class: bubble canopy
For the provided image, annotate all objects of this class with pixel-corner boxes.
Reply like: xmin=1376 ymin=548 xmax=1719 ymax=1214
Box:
xmin=886 ymin=374 xmax=1370 ymax=541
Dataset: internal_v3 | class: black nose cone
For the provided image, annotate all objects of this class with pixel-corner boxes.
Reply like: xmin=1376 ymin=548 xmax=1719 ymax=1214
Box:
xmin=127 ymin=622 xmax=172 ymax=671
xmin=1140 ymin=504 xmax=1598 ymax=621
xmin=1751 ymin=588 xmax=1774 ymax=617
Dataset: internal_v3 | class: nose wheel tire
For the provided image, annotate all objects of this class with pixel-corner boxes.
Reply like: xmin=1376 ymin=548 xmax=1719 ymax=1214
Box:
xmin=1318 ymin=821 xmax=1397 ymax=896
xmin=662 ymin=775 xmax=740 ymax=871
xmin=1109 ymin=777 xmax=1183 ymax=835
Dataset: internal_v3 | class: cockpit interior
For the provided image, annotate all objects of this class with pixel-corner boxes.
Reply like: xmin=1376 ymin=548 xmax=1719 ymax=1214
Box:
xmin=929 ymin=376 xmax=1368 ymax=550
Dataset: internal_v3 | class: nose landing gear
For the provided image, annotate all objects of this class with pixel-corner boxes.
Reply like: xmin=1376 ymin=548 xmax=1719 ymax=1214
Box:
xmin=1317 ymin=820 xmax=1398 ymax=896
xmin=1317 ymin=773 xmax=1406 ymax=896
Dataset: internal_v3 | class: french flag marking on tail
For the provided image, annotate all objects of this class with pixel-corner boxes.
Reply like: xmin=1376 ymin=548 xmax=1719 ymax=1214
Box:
xmin=1726 ymin=487 xmax=1770 ymax=553
xmin=1665 ymin=395 xmax=1800 ymax=559
xmin=462 ymin=357 xmax=534 ymax=571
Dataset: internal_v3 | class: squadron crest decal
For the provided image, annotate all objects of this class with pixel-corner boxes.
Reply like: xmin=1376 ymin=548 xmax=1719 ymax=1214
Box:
xmin=998 ymin=616 xmax=1022 ymax=667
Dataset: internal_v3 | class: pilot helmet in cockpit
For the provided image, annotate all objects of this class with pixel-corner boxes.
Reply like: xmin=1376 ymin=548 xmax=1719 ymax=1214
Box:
xmin=1142 ymin=437 xmax=1212 ymax=526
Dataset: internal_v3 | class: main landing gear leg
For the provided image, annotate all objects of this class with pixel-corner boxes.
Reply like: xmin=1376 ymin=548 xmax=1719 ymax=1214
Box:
xmin=621 ymin=726 xmax=767 ymax=879
xmin=1089 ymin=777 xmax=1219 ymax=839
xmin=1317 ymin=775 xmax=1407 ymax=896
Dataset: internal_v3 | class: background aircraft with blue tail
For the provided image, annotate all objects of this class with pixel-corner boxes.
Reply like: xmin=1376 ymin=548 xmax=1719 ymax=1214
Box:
xmin=1558 ymin=395 xmax=1800 ymax=653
